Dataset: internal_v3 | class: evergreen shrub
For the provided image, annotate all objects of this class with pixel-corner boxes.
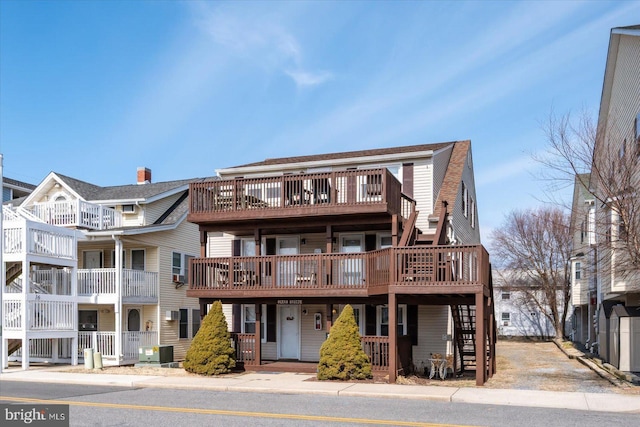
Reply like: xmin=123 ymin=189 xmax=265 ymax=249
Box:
xmin=317 ymin=304 xmax=372 ymax=380
xmin=183 ymin=300 xmax=236 ymax=375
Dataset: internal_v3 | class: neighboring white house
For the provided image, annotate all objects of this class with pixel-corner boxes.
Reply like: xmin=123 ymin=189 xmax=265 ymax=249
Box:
xmin=591 ymin=25 xmax=640 ymax=371
xmin=2 ymin=167 xmax=206 ymax=370
xmin=493 ymin=270 xmax=565 ymax=338
xmin=569 ymin=174 xmax=597 ymax=350
xmin=187 ymin=141 xmax=497 ymax=385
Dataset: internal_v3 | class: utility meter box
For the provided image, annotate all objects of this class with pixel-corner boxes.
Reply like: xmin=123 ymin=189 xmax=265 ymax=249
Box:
xmin=139 ymin=345 xmax=174 ymax=363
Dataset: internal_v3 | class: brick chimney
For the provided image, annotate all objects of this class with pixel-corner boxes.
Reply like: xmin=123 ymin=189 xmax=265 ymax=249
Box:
xmin=137 ymin=167 xmax=151 ymax=184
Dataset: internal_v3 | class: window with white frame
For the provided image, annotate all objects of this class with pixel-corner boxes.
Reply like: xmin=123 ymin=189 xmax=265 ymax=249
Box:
xmin=172 ymin=252 xmax=195 ymax=277
xmin=461 ymin=182 xmax=468 ymax=217
xmin=242 ymin=304 xmax=267 ymax=342
xmin=575 ymin=262 xmax=582 ymax=280
xmin=378 ymin=234 xmax=392 ymax=249
xmin=501 ymin=312 xmax=510 ymax=325
xmin=470 ymin=197 xmax=476 ymax=228
xmin=179 ymin=308 xmax=189 ymax=339
xmin=377 ymin=304 xmax=407 ymax=336
xmin=502 ymin=291 xmax=511 ymax=300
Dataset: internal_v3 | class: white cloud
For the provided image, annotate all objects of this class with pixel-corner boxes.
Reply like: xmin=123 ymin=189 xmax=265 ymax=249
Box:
xmin=192 ymin=2 xmax=331 ymax=88
xmin=476 ymin=155 xmax=537 ymax=187
xmin=285 ymin=69 xmax=333 ymax=87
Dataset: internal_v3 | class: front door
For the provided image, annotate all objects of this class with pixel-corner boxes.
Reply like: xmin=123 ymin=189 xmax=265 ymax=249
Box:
xmin=84 ymin=251 xmax=103 ymax=269
xmin=340 ymin=234 xmax=364 ymax=285
xmin=125 ymin=307 xmax=141 ymax=359
xmin=277 ymin=237 xmax=299 ymax=286
xmin=279 ymin=305 xmax=300 ymax=359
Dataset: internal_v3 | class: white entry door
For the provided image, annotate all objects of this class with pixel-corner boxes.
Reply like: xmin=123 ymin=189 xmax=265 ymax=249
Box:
xmin=279 ymin=305 xmax=300 ymax=359
xmin=84 ymin=251 xmax=103 ymax=269
xmin=340 ymin=234 xmax=364 ymax=285
xmin=277 ymin=237 xmax=299 ymax=286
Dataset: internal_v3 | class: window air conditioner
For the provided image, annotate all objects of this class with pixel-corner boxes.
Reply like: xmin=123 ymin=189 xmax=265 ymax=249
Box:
xmin=172 ymin=274 xmax=185 ymax=283
xmin=165 ymin=310 xmax=179 ymax=321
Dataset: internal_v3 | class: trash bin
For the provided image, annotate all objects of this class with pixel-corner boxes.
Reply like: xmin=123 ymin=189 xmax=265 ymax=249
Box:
xmin=83 ymin=348 xmax=94 ymax=369
xmin=93 ymin=351 xmax=103 ymax=369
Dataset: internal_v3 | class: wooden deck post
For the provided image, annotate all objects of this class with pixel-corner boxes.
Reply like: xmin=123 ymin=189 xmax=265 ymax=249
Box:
xmin=475 ymin=291 xmax=486 ymax=386
xmin=255 ymin=304 xmax=262 ymax=366
xmin=326 ymin=304 xmax=333 ymax=333
xmin=392 ymin=214 xmax=399 ymax=246
xmin=388 ymin=293 xmax=397 ymax=383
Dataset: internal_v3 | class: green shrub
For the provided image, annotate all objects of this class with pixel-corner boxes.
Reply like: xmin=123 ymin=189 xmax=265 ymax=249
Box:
xmin=183 ymin=300 xmax=236 ymax=375
xmin=317 ymin=304 xmax=372 ymax=380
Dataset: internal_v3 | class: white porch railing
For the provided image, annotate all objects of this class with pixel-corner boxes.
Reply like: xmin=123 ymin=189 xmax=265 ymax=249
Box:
xmin=3 ymin=220 xmax=76 ymax=259
xmin=77 ymin=269 xmax=158 ymax=298
xmin=2 ymin=298 xmax=76 ymax=331
xmin=27 ymin=200 xmax=122 ymax=230
xmin=78 ymin=331 xmax=157 ymax=360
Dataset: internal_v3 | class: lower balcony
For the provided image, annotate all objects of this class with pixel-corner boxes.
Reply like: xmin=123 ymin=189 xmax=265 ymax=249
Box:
xmin=188 ymin=245 xmax=489 ymax=298
xmin=8 ymin=331 xmax=158 ymax=366
xmin=78 ymin=268 xmax=158 ymax=303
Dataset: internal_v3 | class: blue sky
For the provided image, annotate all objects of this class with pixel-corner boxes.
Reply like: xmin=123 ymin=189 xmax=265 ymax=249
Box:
xmin=1 ymin=1 xmax=639 ymax=243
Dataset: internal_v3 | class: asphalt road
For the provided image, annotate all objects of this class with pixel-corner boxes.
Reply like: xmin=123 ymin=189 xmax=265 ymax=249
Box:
xmin=1 ymin=381 xmax=639 ymax=427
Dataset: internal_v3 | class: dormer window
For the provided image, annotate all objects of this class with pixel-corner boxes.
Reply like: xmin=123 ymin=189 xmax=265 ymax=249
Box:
xmin=122 ymin=204 xmax=135 ymax=213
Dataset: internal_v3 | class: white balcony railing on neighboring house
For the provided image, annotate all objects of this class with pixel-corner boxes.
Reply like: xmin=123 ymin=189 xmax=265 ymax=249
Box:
xmin=3 ymin=220 xmax=76 ymax=260
xmin=78 ymin=331 xmax=157 ymax=361
xmin=2 ymin=297 xmax=76 ymax=331
xmin=27 ymin=200 xmax=122 ymax=231
xmin=10 ymin=332 xmax=158 ymax=364
xmin=77 ymin=268 xmax=158 ymax=299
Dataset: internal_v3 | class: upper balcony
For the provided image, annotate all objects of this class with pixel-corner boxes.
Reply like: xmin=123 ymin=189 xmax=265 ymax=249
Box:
xmin=3 ymin=208 xmax=77 ymax=263
xmin=189 ymin=168 xmax=408 ymax=227
xmin=187 ymin=245 xmax=490 ymax=299
xmin=26 ymin=200 xmax=122 ymax=231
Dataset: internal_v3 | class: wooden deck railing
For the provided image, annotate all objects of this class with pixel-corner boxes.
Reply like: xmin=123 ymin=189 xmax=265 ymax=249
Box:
xmin=231 ymin=332 xmax=257 ymax=365
xmin=362 ymin=335 xmax=389 ymax=371
xmin=189 ymin=245 xmax=490 ymax=293
xmin=189 ymin=168 xmax=404 ymax=219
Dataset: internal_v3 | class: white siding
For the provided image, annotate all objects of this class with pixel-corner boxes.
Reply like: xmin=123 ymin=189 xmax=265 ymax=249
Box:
xmin=208 ymin=232 xmax=234 ymax=257
xmin=413 ymin=159 xmax=434 ymax=233
xmin=412 ymin=306 xmax=449 ymax=369
xmin=300 ymin=304 xmax=327 ymax=362
xmin=143 ymin=192 xmax=184 ymax=225
xmin=262 ymin=342 xmax=277 ymax=360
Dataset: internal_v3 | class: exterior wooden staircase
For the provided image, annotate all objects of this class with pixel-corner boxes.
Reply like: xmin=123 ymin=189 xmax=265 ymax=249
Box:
xmin=452 ymin=305 xmax=477 ymax=372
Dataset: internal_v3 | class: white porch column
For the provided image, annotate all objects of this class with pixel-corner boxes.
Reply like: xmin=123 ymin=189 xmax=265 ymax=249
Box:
xmin=113 ymin=236 xmax=123 ymax=364
xmin=1 ymin=338 xmax=7 ymax=371
xmin=21 ymin=258 xmax=29 ymax=370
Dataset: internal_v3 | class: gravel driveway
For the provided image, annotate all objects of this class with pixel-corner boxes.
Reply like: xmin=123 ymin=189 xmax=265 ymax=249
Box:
xmin=484 ymin=340 xmax=631 ymax=394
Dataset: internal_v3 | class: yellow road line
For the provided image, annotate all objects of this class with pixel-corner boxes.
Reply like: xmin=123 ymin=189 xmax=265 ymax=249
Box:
xmin=0 ymin=396 xmax=474 ymax=427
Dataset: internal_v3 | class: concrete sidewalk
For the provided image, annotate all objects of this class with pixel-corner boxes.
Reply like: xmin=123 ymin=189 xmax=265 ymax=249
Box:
xmin=1 ymin=367 xmax=639 ymax=414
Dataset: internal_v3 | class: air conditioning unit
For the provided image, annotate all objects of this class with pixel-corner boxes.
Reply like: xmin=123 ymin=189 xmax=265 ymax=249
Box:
xmin=172 ymin=274 xmax=185 ymax=283
xmin=165 ymin=310 xmax=179 ymax=321
xmin=503 ymin=321 xmax=509 ymax=326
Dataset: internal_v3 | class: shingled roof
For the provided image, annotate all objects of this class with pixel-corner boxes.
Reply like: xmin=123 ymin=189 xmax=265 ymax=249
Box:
xmin=231 ymin=141 xmax=456 ymax=169
xmin=54 ymin=173 xmax=210 ymax=201
xmin=3 ymin=177 xmax=37 ymax=190
xmin=432 ymin=140 xmax=470 ymax=221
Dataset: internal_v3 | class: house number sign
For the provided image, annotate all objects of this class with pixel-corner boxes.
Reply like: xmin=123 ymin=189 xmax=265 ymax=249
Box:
xmin=277 ymin=299 xmax=302 ymax=305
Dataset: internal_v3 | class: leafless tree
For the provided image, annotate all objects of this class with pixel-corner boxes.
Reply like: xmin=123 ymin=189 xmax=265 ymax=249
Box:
xmin=491 ymin=207 xmax=572 ymax=338
xmin=537 ymin=109 xmax=640 ymax=280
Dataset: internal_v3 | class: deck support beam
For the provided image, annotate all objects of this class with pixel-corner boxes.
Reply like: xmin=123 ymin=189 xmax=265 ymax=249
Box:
xmin=388 ymin=292 xmax=397 ymax=384
xmin=475 ymin=291 xmax=486 ymax=386
xmin=255 ymin=304 xmax=262 ymax=366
